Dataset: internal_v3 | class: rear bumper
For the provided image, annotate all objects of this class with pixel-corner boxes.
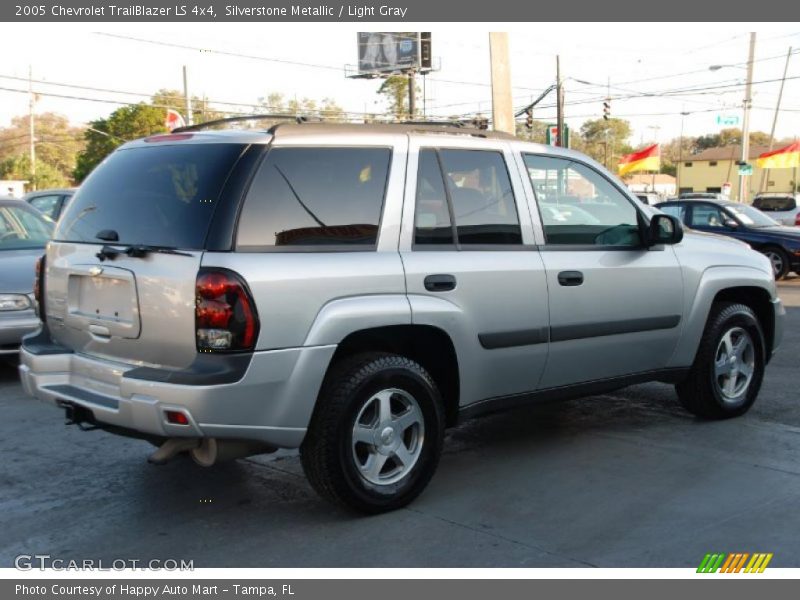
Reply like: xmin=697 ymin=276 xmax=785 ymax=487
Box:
xmin=0 ymin=312 xmax=40 ymax=354
xmin=19 ymin=334 xmax=336 ymax=448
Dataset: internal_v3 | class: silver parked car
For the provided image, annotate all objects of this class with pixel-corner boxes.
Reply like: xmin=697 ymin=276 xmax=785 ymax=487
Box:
xmin=19 ymin=122 xmax=785 ymax=513
xmin=24 ymin=188 xmax=77 ymax=222
xmin=0 ymin=197 xmax=53 ymax=355
xmin=752 ymin=193 xmax=800 ymax=227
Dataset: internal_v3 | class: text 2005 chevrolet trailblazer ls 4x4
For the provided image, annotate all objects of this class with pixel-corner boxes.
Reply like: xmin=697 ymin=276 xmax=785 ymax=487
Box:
xmin=19 ymin=122 xmax=785 ymax=513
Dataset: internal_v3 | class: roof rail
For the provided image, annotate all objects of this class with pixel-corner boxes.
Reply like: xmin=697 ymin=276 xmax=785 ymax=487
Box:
xmin=173 ymin=114 xmax=314 ymax=133
xmin=399 ymin=120 xmax=467 ymax=128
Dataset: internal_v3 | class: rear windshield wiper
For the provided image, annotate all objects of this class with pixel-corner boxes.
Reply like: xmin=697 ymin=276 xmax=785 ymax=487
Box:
xmin=96 ymin=244 xmax=193 ymax=261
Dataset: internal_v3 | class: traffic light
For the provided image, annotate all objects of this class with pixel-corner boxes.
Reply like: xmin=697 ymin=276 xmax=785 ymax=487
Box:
xmin=603 ymin=99 xmax=611 ymax=121
xmin=525 ymin=108 xmax=533 ymax=130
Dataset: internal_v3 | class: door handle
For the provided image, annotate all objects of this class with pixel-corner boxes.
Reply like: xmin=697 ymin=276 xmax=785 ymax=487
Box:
xmin=557 ymin=271 xmax=584 ymax=286
xmin=424 ymin=274 xmax=457 ymax=292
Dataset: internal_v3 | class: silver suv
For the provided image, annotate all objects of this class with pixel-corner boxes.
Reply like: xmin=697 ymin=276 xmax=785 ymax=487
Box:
xmin=19 ymin=122 xmax=785 ymax=513
xmin=752 ymin=193 xmax=800 ymax=227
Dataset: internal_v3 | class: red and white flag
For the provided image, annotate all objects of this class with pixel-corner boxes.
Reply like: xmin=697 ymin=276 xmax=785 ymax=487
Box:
xmin=165 ymin=109 xmax=186 ymax=132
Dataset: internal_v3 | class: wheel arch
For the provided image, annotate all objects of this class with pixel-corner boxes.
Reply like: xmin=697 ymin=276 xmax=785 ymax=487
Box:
xmin=712 ymin=286 xmax=775 ymax=362
xmin=327 ymin=325 xmax=461 ymax=427
xmin=669 ymin=266 xmax=778 ymax=368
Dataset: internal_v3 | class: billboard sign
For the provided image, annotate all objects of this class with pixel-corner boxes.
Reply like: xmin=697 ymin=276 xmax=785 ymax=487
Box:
xmin=357 ymin=32 xmax=431 ymax=75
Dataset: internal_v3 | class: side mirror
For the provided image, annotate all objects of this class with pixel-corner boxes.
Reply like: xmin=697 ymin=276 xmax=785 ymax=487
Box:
xmin=647 ymin=214 xmax=684 ymax=246
xmin=724 ymin=218 xmax=739 ymax=229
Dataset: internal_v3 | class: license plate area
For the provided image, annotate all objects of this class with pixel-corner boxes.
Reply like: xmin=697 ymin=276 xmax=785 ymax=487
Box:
xmin=65 ymin=266 xmax=141 ymax=338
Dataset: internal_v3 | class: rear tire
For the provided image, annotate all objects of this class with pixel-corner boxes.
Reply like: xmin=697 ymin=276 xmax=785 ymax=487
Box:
xmin=761 ymin=246 xmax=790 ymax=280
xmin=301 ymin=352 xmax=445 ymax=514
xmin=676 ymin=302 xmax=765 ymax=419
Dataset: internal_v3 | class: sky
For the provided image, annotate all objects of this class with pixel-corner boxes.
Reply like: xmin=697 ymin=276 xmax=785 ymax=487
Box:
xmin=0 ymin=22 xmax=799 ymax=147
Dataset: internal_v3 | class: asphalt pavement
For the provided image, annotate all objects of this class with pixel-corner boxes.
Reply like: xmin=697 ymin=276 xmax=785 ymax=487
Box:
xmin=1 ymin=277 xmax=799 ymax=568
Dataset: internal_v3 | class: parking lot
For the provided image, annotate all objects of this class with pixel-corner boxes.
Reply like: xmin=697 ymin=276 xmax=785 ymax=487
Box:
xmin=1 ymin=277 xmax=799 ymax=568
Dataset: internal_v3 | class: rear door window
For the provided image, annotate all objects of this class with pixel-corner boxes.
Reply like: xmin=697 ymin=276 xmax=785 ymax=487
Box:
xmin=236 ymin=147 xmax=391 ymax=249
xmin=56 ymin=143 xmax=246 ymax=249
xmin=413 ymin=149 xmax=522 ymax=247
xmin=689 ymin=204 xmax=727 ymax=228
xmin=659 ymin=204 xmax=688 ymax=224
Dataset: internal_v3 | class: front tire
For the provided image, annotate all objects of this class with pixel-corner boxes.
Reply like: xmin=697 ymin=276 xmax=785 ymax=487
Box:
xmin=676 ymin=302 xmax=765 ymax=419
xmin=301 ymin=353 xmax=444 ymax=514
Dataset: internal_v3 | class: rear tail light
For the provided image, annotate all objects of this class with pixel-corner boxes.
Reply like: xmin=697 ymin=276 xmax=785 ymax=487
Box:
xmin=195 ymin=268 xmax=259 ymax=352
xmin=794 ymin=213 xmax=800 ymax=227
xmin=33 ymin=254 xmax=46 ymax=321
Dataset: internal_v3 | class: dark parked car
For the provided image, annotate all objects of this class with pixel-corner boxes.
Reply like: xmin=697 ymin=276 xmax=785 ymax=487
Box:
xmin=24 ymin=188 xmax=76 ymax=221
xmin=657 ymin=198 xmax=800 ymax=279
xmin=679 ymin=192 xmax=726 ymax=201
xmin=0 ymin=197 xmax=53 ymax=355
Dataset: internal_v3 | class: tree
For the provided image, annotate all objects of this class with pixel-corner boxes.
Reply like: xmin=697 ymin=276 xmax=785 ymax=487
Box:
xmin=0 ymin=112 xmax=85 ymax=185
xmin=254 ymin=93 xmax=346 ymax=123
xmin=0 ymin=153 xmax=69 ymax=189
xmin=376 ymin=75 xmax=419 ymax=120
xmin=73 ymin=104 xmax=167 ymax=182
xmin=151 ymin=89 xmax=224 ymax=124
xmin=576 ymin=118 xmax=633 ymax=167
xmin=515 ymin=119 xmax=549 ymax=144
xmin=696 ymin=128 xmax=771 ymax=149
xmin=660 ymin=136 xmax=698 ymax=177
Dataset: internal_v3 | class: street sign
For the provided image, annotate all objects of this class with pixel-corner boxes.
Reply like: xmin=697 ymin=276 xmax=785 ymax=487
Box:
xmin=716 ymin=114 xmax=740 ymax=127
xmin=738 ymin=163 xmax=753 ymax=176
xmin=546 ymin=123 xmax=569 ymax=147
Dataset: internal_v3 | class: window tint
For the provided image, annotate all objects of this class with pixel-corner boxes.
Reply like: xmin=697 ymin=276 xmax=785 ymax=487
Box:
xmin=237 ymin=147 xmax=390 ymax=248
xmin=56 ymin=144 xmax=245 ymax=249
xmin=437 ymin=149 xmax=521 ymax=245
xmin=754 ymin=196 xmax=796 ymax=211
xmin=524 ymin=154 xmax=640 ymax=246
xmin=29 ymin=195 xmax=61 ymax=220
xmin=690 ymin=204 xmax=726 ymax=228
xmin=414 ymin=150 xmax=454 ymax=245
xmin=0 ymin=205 xmax=53 ymax=250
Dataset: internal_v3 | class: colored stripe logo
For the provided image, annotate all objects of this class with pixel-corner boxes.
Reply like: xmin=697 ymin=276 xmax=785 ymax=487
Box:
xmin=697 ymin=553 xmax=773 ymax=573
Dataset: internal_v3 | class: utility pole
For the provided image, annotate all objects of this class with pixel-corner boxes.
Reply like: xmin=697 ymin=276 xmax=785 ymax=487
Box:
xmin=556 ymin=55 xmax=564 ymax=147
xmin=739 ymin=32 xmax=756 ymax=203
xmin=759 ymin=46 xmax=792 ymax=193
xmin=605 ymin=77 xmax=614 ymax=169
xmin=183 ymin=65 xmax=193 ymax=126
xmin=677 ymin=111 xmax=689 ymax=194
xmin=407 ymin=72 xmax=416 ymax=119
xmin=489 ymin=32 xmax=514 ymax=135
xmin=28 ymin=65 xmax=36 ymax=190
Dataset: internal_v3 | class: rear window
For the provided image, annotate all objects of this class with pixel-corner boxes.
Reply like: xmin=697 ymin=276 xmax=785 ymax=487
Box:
xmin=236 ymin=147 xmax=391 ymax=249
xmin=55 ymin=143 xmax=245 ymax=248
xmin=754 ymin=196 xmax=796 ymax=211
xmin=0 ymin=204 xmax=53 ymax=250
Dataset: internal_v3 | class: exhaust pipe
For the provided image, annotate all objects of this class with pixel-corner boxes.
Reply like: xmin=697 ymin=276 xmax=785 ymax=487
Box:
xmin=148 ymin=438 xmax=200 ymax=465
xmin=190 ymin=438 xmax=275 ymax=467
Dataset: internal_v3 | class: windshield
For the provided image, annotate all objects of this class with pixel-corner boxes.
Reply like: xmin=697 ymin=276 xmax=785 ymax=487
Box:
xmin=727 ymin=204 xmax=780 ymax=228
xmin=55 ymin=143 xmax=246 ymax=249
xmin=0 ymin=204 xmax=53 ymax=250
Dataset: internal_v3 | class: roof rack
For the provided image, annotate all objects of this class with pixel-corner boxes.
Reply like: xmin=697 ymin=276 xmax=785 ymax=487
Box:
xmin=173 ymin=114 xmax=315 ymax=133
